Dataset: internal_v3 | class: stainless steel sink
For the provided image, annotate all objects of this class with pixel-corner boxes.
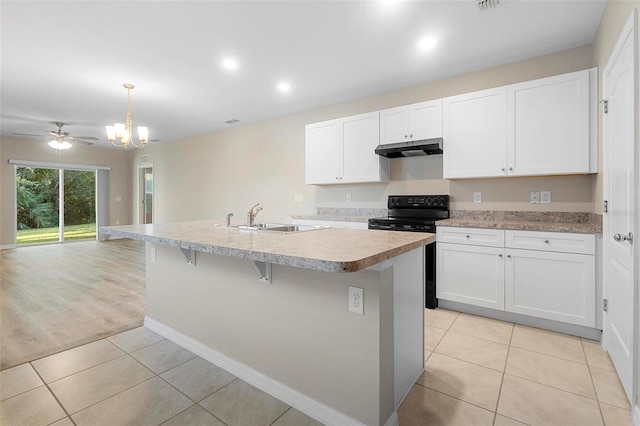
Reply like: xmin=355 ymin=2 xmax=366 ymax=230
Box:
xmin=234 ymin=223 xmax=327 ymax=233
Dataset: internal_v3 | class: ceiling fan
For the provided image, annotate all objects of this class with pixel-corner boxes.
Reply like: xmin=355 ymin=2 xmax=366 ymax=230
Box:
xmin=11 ymin=122 xmax=98 ymax=149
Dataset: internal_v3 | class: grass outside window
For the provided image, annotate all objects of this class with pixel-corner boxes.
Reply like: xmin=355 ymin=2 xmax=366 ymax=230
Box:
xmin=17 ymin=223 xmax=96 ymax=244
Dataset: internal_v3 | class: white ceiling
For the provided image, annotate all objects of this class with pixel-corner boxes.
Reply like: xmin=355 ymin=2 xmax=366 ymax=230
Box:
xmin=1 ymin=0 xmax=606 ymax=149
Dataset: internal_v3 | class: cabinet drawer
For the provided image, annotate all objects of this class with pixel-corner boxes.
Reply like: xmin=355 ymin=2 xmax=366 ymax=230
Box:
xmin=437 ymin=227 xmax=504 ymax=247
xmin=505 ymin=230 xmax=595 ymax=255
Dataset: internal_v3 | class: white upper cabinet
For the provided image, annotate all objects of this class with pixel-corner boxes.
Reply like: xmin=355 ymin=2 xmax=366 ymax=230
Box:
xmin=508 ymin=69 xmax=595 ymax=176
xmin=305 ymin=112 xmax=389 ymax=185
xmin=443 ymin=87 xmax=508 ymax=178
xmin=380 ymin=99 xmax=442 ymax=145
xmin=305 ymin=120 xmax=342 ymax=184
xmin=443 ymin=68 xmax=597 ymax=179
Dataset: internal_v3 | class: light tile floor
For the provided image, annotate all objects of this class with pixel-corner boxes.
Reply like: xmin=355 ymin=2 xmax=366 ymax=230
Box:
xmin=0 ymin=310 xmax=633 ymax=426
xmin=399 ymin=309 xmax=633 ymax=426
xmin=0 ymin=327 xmax=322 ymax=426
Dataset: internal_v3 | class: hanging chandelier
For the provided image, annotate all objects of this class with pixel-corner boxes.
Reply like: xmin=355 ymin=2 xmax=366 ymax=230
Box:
xmin=105 ymin=83 xmax=149 ymax=149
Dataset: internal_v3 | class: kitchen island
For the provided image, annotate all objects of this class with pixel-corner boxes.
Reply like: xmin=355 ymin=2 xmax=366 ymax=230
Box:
xmin=100 ymin=221 xmax=435 ymax=426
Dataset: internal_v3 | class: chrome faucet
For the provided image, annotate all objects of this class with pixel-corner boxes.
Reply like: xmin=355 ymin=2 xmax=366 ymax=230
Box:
xmin=247 ymin=203 xmax=263 ymax=227
xmin=225 ymin=213 xmax=233 ymax=227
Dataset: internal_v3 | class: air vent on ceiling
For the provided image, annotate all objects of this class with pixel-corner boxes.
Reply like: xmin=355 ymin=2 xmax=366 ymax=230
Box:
xmin=224 ymin=118 xmax=239 ymax=124
xmin=140 ymin=154 xmax=151 ymax=164
xmin=478 ymin=0 xmax=501 ymax=10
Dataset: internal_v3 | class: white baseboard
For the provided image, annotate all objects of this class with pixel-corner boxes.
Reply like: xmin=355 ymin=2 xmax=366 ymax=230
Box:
xmin=632 ymin=404 xmax=640 ymax=426
xmin=145 ymin=317 xmax=396 ymax=426
xmin=0 ymin=244 xmax=16 ymax=250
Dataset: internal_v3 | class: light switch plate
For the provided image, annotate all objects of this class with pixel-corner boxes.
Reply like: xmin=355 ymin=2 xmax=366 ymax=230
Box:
xmin=541 ymin=191 xmax=551 ymax=204
xmin=473 ymin=192 xmax=482 ymax=203
xmin=530 ymin=191 xmax=540 ymax=204
xmin=294 ymin=194 xmax=303 ymax=203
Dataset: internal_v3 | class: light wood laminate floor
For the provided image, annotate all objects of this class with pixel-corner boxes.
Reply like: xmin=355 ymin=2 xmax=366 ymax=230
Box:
xmin=1 ymin=239 xmax=146 ymax=369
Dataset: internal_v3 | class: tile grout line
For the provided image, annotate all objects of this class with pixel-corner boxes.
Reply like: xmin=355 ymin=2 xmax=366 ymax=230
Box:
xmin=54 ymin=353 xmax=159 ymax=420
xmin=28 ymin=360 xmax=76 ymax=426
xmin=581 ymin=338 xmax=610 ymax=425
xmin=492 ymin=321 xmax=516 ymax=425
xmin=267 ymin=407 xmax=293 ymax=426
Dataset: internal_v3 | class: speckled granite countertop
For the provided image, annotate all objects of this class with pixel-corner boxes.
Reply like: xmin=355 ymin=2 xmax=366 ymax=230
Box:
xmin=437 ymin=211 xmax=602 ymax=234
xmin=291 ymin=207 xmax=387 ymax=223
xmin=100 ymin=220 xmax=434 ymax=273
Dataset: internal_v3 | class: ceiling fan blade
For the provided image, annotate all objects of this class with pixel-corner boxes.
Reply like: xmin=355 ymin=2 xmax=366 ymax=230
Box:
xmin=10 ymin=132 xmax=48 ymax=138
xmin=70 ymin=136 xmax=99 ymax=141
xmin=73 ymin=140 xmax=94 ymax=146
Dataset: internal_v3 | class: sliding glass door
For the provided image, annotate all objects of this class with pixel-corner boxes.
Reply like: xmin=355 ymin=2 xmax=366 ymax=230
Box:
xmin=16 ymin=167 xmax=96 ymax=245
xmin=16 ymin=167 xmax=60 ymax=244
xmin=63 ymin=170 xmax=96 ymax=241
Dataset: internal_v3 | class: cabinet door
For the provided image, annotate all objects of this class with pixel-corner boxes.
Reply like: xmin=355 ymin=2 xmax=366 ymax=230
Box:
xmin=305 ymin=121 xmax=342 ymax=184
xmin=408 ymin=99 xmax=442 ymax=141
xmin=443 ymin=87 xmax=508 ymax=178
xmin=505 ymin=248 xmax=595 ymax=327
xmin=437 ymin=242 xmax=505 ymax=309
xmin=508 ymin=69 xmax=591 ymax=176
xmin=342 ymin=112 xmax=389 ymax=183
xmin=379 ymin=106 xmax=409 ymax=145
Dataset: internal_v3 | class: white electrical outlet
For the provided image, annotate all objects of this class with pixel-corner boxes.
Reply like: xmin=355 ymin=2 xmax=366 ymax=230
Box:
xmin=294 ymin=194 xmax=303 ymax=203
xmin=346 ymin=193 xmax=352 ymax=203
xmin=349 ymin=286 xmax=364 ymax=315
xmin=473 ymin=192 xmax=482 ymax=203
xmin=115 ymin=220 xmax=120 ymax=225
xmin=150 ymin=247 xmax=157 ymax=262
xmin=541 ymin=191 xmax=551 ymax=204
xmin=115 ymin=196 xmax=122 ymax=202
xmin=530 ymin=191 xmax=540 ymax=204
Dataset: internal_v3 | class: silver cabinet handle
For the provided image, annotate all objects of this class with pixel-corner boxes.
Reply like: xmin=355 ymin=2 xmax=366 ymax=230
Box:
xmin=614 ymin=232 xmax=634 ymax=244
xmin=509 ymin=167 xmax=513 ymax=171
xmin=544 ymin=239 xmax=549 ymax=244
xmin=404 ymin=134 xmax=408 ymax=138
xmin=465 ymin=235 xmax=470 ymax=238
xmin=498 ymin=254 xmax=503 ymax=258
xmin=409 ymin=134 xmax=413 ymax=138
xmin=501 ymin=167 xmax=506 ymax=172
xmin=507 ymin=254 xmax=512 ymax=259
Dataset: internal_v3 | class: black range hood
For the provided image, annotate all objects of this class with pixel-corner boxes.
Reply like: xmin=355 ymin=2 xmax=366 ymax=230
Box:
xmin=375 ymin=137 xmax=443 ymax=158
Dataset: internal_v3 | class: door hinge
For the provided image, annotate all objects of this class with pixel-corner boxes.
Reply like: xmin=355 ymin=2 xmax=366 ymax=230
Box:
xmin=601 ymin=99 xmax=608 ymax=114
xmin=603 ymin=200 xmax=608 ymax=213
xmin=604 ymin=298 xmax=608 ymax=312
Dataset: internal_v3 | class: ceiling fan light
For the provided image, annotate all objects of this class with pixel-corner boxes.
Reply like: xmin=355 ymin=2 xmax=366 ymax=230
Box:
xmin=105 ymin=125 xmax=116 ymax=141
xmin=138 ymin=126 xmax=149 ymax=143
xmin=48 ymin=140 xmax=72 ymax=150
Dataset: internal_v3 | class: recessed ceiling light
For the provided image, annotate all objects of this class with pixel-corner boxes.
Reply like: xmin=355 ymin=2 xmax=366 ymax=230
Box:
xmin=418 ymin=36 xmax=437 ymax=52
xmin=222 ymin=57 xmax=238 ymax=70
xmin=277 ymin=81 xmax=291 ymax=93
xmin=380 ymin=0 xmax=401 ymax=8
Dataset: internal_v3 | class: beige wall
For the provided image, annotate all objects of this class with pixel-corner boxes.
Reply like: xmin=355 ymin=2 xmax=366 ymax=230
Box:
xmin=0 ymin=136 xmax=132 ymax=246
xmin=131 ymin=44 xmax=597 ymax=226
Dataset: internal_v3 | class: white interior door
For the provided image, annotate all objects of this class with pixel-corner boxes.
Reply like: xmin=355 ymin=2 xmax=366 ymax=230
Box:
xmin=603 ymin=10 xmax=637 ymax=404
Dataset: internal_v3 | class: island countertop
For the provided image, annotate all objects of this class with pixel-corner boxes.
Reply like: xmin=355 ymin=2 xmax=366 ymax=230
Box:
xmin=100 ymin=220 xmax=435 ymax=273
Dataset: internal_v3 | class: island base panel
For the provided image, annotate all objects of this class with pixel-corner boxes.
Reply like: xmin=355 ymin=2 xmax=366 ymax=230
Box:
xmin=144 ymin=243 xmax=423 ymax=425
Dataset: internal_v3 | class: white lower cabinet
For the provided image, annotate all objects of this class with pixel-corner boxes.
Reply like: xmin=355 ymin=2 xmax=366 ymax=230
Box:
xmin=437 ymin=239 xmax=504 ymax=310
xmin=437 ymin=226 xmax=596 ymax=327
